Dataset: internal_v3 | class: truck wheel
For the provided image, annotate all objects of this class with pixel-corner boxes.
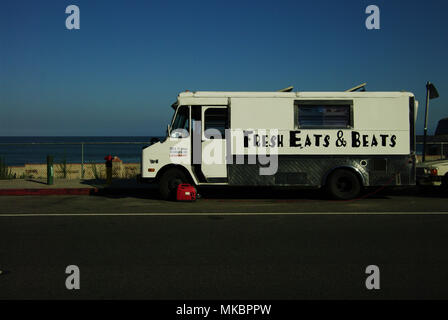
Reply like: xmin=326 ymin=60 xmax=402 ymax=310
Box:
xmin=158 ymin=168 xmax=188 ymax=200
xmin=326 ymin=169 xmax=361 ymax=200
xmin=442 ymin=174 xmax=448 ymax=191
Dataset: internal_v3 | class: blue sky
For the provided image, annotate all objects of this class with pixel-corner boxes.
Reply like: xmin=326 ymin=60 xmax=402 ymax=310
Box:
xmin=0 ymin=0 xmax=447 ymax=136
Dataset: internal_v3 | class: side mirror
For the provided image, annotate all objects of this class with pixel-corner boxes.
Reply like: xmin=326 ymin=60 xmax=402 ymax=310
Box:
xmin=170 ymin=129 xmax=189 ymax=139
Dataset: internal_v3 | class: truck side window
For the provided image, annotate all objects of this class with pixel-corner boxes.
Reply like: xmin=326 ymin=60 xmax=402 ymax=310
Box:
xmin=296 ymin=101 xmax=352 ymax=129
xmin=204 ymin=108 xmax=228 ymax=139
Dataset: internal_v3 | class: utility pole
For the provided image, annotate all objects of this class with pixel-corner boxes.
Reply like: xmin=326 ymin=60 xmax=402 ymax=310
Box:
xmin=422 ymin=82 xmax=439 ymax=162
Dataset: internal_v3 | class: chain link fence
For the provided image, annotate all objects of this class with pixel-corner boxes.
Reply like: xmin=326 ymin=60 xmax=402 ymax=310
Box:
xmin=416 ymin=141 xmax=448 ymax=162
xmin=0 ymin=140 xmax=447 ymax=180
xmin=0 ymin=141 xmax=150 ymax=180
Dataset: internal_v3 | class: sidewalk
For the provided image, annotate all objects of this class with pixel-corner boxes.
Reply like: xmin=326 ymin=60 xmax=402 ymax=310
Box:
xmin=0 ymin=179 xmax=151 ymax=196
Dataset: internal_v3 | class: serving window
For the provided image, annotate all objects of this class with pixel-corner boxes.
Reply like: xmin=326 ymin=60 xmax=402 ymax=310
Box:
xmin=295 ymin=100 xmax=353 ymax=129
xmin=204 ymin=107 xmax=228 ymax=139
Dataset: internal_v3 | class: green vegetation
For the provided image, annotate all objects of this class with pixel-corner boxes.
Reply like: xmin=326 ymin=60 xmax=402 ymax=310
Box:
xmin=90 ymin=162 xmax=104 ymax=180
xmin=57 ymin=154 xmax=68 ymax=178
xmin=0 ymin=157 xmax=16 ymax=180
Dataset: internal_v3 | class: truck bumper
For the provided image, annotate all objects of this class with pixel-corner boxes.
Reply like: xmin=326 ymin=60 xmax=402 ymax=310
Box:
xmin=417 ymin=174 xmax=442 ymax=186
xmin=137 ymin=174 xmax=156 ymax=184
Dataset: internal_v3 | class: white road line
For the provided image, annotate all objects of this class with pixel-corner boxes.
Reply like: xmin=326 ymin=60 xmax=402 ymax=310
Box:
xmin=0 ymin=212 xmax=447 ymax=217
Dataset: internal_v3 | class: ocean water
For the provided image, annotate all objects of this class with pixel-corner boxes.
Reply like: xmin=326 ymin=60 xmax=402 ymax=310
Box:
xmin=0 ymin=136 xmax=162 ymax=166
xmin=0 ymin=136 xmax=439 ymax=167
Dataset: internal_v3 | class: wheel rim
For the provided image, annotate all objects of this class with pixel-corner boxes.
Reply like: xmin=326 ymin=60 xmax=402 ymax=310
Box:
xmin=336 ymin=177 xmax=353 ymax=193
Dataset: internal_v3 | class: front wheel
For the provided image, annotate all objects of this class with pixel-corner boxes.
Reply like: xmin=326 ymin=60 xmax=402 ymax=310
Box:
xmin=326 ymin=169 xmax=362 ymax=200
xmin=158 ymin=168 xmax=188 ymax=200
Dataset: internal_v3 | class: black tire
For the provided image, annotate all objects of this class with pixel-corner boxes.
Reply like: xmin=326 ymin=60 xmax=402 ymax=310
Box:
xmin=326 ymin=169 xmax=362 ymax=200
xmin=442 ymin=174 xmax=448 ymax=191
xmin=158 ymin=168 xmax=188 ymax=200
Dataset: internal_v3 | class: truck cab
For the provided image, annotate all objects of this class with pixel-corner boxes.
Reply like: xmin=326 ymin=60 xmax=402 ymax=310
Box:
xmin=141 ymin=98 xmax=229 ymax=199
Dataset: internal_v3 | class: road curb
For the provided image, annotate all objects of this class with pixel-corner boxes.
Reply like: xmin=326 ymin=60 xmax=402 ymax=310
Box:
xmin=0 ymin=188 xmax=98 ymax=196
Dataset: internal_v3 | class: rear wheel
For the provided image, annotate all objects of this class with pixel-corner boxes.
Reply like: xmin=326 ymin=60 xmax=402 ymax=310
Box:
xmin=326 ymin=169 xmax=362 ymax=200
xmin=442 ymin=174 xmax=448 ymax=191
xmin=158 ymin=168 xmax=188 ymax=200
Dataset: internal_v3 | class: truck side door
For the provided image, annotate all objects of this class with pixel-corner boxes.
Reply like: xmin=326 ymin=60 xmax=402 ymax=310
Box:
xmin=201 ymin=106 xmax=228 ymax=181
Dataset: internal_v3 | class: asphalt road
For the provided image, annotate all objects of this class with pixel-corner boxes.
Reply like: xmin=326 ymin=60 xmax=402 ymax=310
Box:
xmin=0 ymin=186 xmax=447 ymax=299
xmin=0 ymin=185 xmax=446 ymax=214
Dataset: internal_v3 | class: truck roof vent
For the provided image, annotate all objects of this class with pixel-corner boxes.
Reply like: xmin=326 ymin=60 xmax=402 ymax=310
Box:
xmin=345 ymin=83 xmax=367 ymax=92
xmin=277 ymin=86 xmax=294 ymax=92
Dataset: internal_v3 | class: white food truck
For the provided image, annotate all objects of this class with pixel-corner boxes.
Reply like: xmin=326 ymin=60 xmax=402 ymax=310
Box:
xmin=141 ymin=86 xmax=418 ymax=200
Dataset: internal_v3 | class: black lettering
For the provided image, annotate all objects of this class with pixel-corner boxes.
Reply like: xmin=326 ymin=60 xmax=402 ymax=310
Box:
xmin=363 ymin=135 xmax=369 ymax=147
xmin=255 ymin=134 xmax=260 ymax=147
xmin=243 ymin=130 xmax=253 ymax=148
xmin=336 ymin=130 xmax=347 ymax=147
xmin=352 ymin=131 xmax=361 ymax=148
xmin=380 ymin=134 xmax=388 ymax=147
xmin=371 ymin=135 xmax=378 ymax=147
xmin=262 ymin=135 xmax=269 ymax=147
xmin=314 ymin=134 xmax=322 ymax=147
xmin=277 ymin=135 xmax=284 ymax=147
xmin=305 ymin=135 xmax=312 ymax=147
xmin=270 ymin=135 xmax=276 ymax=148
xmin=323 ymin=135 xmax=330 ymax=147
xmin=290 ymin=131 xmax=301 ymax=147
xmin=390 ymin=135 xmax=397 ymax=147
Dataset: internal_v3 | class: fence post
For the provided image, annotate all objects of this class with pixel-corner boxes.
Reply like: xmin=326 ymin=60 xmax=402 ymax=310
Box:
xmin=81 ymin=143 xmax=84 ymax=179
xmin=105 ymin=155 xmax=113 ymax=185
xmin=441 ymin=142 xmax=443 ymax=160
xmin=47 ymin=155 xmax=54 ymax=185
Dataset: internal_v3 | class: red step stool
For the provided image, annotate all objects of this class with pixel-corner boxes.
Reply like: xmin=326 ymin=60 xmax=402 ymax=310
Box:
xmin=176 ymin=184 xmax=197 ymax=201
